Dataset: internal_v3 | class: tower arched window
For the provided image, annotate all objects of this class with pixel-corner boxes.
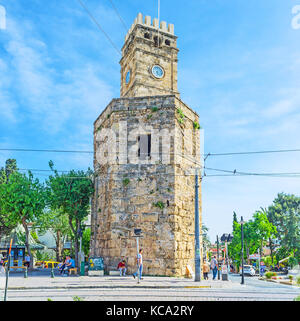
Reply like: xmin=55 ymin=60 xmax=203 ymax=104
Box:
xmin=144 ymin=32 xmax=151 ymax=39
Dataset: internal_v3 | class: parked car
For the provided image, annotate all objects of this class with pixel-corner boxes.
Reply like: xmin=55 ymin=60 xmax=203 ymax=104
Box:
xmin=35 ymin=260 xmax=61 ymax=269
xmin=239 ymin=265 xmax=255 ymax=276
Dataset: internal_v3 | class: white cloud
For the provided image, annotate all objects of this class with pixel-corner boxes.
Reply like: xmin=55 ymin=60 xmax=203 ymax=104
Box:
xmin=2 ymin=14 xmax=113 ymax=134
xmin=0 ymin=58 xmax=18 ymax=122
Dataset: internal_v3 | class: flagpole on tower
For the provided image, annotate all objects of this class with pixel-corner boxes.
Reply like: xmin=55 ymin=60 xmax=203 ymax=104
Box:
xmin=157 ymin=0 xmax=160 ymax=46
xmin=158 ymin=0 xmax=160 ymax=24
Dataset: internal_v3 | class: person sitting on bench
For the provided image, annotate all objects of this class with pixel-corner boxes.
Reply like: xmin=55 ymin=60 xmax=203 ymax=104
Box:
xmin=59 ymin=256 xmax=70 ymax=275
xmin=117 ymin=260 xmax=127 ymax=276
xmin=64 ymin=256 xmax=75 ymax=275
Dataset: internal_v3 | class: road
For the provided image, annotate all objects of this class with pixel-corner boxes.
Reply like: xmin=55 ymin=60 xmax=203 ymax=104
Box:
xmin=2 ymin=273 xmax=299 ymax=301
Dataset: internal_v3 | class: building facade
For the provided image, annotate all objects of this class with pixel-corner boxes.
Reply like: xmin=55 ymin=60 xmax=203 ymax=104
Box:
xmin=90 ymin=13 xmax=202 ymax=276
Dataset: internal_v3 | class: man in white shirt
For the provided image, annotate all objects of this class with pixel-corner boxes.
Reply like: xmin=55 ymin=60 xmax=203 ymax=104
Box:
xmin=133 ymin=249 xmax=143 ymax=280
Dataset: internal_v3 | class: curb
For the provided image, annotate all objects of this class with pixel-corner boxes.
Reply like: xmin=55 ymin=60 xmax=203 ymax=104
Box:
xmin=7 ymin=285 xmax=215 ymax=290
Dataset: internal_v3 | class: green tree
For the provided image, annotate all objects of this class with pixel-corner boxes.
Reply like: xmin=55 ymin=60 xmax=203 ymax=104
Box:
xmin=202 ymin=223 xmax=211 ymax=259
xmin=232 ymin=211 xmax=238 ymax=232
xmin=228 ymin=211 xmax=276 ymax=268
xmin=37 ymin=209 xmax=72 ymax=262
xmin=0 ymin=159 xmax=18 ymax=239
xmin=0 ymin=171 xmax=46 ymax=269
xmin=0 ymin=159 xmax=18 ymax=181
xmin=252 ymin=209 xmax=277 ymax=259
xmin=228 ymin=221 xmax=243 ymax=270
xmin=82 ymin=227 xmax=91 ymax=257
xmin=267 ymin=193 xmax=300 ymax=262
xmin=46 ymin=162 xmax=94 ymax=268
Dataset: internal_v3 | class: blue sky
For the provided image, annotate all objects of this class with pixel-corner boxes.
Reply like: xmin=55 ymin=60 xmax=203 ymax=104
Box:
xmin=0 ymin=0 xmax=300 ymax=240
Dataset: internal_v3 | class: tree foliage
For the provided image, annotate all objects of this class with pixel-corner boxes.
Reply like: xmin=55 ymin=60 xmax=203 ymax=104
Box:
xmin=0 ymin=171 xmax=46 ymax=268
xmin=82 ymin=227 xmax=91 ymax=257
xmin=0 ymin=159 xmax=18 ymax=238
xmin=37 ymin=208 xmax=72 ymax=262
xmin=46 ymin=161 xmax=94 ymax=267
xmin=228 ymin=210 xmax=277 ymax=268
xmin=267 ymin=193 xmax=300 ymax=261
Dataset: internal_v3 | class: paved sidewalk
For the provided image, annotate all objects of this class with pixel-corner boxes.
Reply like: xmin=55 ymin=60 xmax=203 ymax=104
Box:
xmin=2 ymin=273 xmax=240 ymax=290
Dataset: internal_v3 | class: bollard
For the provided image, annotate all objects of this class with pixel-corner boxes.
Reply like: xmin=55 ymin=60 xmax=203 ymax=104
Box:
xmin=24 ymin=267 xmax=28 ymax=278
xmin=51 ymin=268 xmax=55 ymax=278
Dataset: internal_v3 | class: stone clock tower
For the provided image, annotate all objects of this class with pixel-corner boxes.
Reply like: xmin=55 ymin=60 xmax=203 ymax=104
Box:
xmin=91 ymin=13 xmax=203 ymax=276
xmin=120 ymin=13 xmax=179 ymax=98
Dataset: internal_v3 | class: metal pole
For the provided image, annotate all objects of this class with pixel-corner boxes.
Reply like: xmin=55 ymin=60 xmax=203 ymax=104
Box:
xmin=4 ymin=239 xmax=12 ymax=301
xmin=241 ymin=216 xmax=244 ymax=285
xmin=80 ymin=237 xmax=82 ymax=257
xmin=258 ymin=248 xmax=260 ymax=276
xmin=3 ymin=256 xmax=10 ymax=301
xmin=217 ymin=235 xmax=220 ymax=280
xmin=226 ymin=241 xmax=229 ymax=280
xmin=136 ymin=237 xmax=140 ymax=284
xmin=194 ymin=169 xmax=201 ymax=282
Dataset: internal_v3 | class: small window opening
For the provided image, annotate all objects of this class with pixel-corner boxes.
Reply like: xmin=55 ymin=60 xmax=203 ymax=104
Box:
xmin=144 ymin=32 xmax=151 ymax=39
xmin=165 ymin=39 xmax=170 ymax=46
xmin=138 ymin=134 xmax=151 ymax=160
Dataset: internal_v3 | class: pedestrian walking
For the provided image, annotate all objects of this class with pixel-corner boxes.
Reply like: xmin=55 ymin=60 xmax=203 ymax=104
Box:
xmin=203 ymin=260 xmax=210 ymax=280
xmin=133 ymin=249 xmax=143 ymax=280
xmin=210 ymin=256 xmax=218 ymax=280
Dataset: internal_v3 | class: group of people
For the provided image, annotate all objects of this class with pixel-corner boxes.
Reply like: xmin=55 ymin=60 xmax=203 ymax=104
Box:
xmin=202 ymin=256 xmax=220 ymax=280
xmin=118 ymin=251 xmax=223 ymax=281
xmin=117 ymin=249 xmax=143 ymax=279
xmin=58 ymin=255 xmax=75 ymax=275
xmin=1 ymin=248 xmax=222 ymax=281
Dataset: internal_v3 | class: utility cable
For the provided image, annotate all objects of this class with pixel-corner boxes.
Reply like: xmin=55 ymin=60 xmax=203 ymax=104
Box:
xmin=77 ymin=0 xmax=122 ymax=56
xmin=107 ymin=0 xmax=128 ymax=32
xmin=205 ymin=148 xmax=300 ymax=157
xmin=2 ymin=147 xmax=300 ymax=157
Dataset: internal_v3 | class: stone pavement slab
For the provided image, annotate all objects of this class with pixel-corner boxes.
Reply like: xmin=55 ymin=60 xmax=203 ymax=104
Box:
xmin=3 ymin=274 xmax=241 ymax=290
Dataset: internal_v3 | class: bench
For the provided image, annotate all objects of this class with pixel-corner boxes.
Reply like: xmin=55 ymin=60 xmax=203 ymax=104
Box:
xmin=109 ymin=270 xmax=121 ymax=276
xmin=10 ymin=266 xmax=27 ymax=270
xmin=88 ymin=270 xmax=104 ymax=276
xmin=68 ymin=268 xmax=77 ymax=275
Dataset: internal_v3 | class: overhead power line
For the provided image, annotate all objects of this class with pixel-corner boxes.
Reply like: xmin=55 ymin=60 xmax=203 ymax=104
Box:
xmin=205 ymin=148 xmax=300 ymax=157
xmin=1 ymin=147 xmax=300 ymax=157
xmin=77 ymin=0 xmax=122 ymax=56
xmin=204 ymin=167 xmax=300 ymax=177
xmin=16 ymin=167 xmax=300 ymax=179
xmin=107 ymin=0 xmax=128 ymax=31
xmin=0 ymin=148 xmax=93 ymax=154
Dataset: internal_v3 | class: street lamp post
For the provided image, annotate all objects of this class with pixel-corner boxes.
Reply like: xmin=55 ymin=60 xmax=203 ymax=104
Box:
xmin=240 ymin=216 xmax=245 ymax=285
xmin=194 ymin=169 xmax=201 ymax=282
xmin=220 ymin=233 xmax=229 ymax=281
xmin=216 ymin=235 xmax=220 ymax=280
xmin=133 ymin=228 xmax=142 ymax=284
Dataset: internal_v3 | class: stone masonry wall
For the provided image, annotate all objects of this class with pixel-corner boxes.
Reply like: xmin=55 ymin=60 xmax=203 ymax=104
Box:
xmin=91 ymin=95 xmax=202 ymax=276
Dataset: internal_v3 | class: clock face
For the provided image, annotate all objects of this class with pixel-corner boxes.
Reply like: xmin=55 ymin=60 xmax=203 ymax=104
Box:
xmin=125 ymin=70 xmax=131 ymax=84
xmin=151 ymin=65 xmax=164 ymax=79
